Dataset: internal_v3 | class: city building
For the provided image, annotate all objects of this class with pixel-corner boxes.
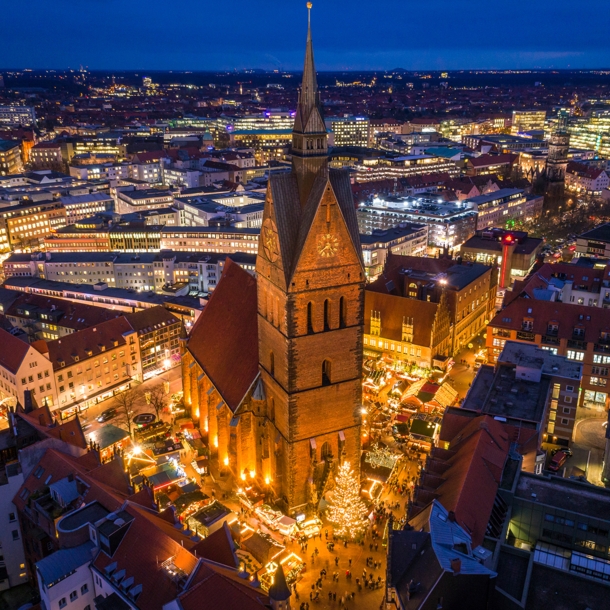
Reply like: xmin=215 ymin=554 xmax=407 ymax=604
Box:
xmin=0 ymin=200 xmax=67 ymax=252
xmin=463 ymin=189 xmax=543 ymax=230
xmin=0 ymin=140 xmax=23 ymax=176
xmin=160 ymin=226 xmax=260 ymax=255
xmin=183 ymin=10 xmax=363 ymax=512
xmin=0 ymin=462 xmax=28 ymax=591
xmin=124 ymin=307 xmax=181 ymax=379
xmin=386 ymin=499 xmax=498 ymax=610
xmin=2 ymin=276 xmax=204 ymax=326
xmin=565 ymin=161 xmax=610 ymax=194
xmin=360 ymin=224 xmax=427 ymax=280
xmin=0 ymin=106 xmax=36 ymax=127
xmin=228 ymin=130 xmax=292 ymax=164
xmin=354 ymin=154 xmax=459 ymax=182
xmin=325 ymin=116 xmax=370 ymax=147
xmin=464 ymin=341 xmax=582 ymax=455
xmin=464 ymin=153 xmax=517 ymax=177
xmin=30 ymin=142 xmax=64 ymax=169
xmin=59 ymin=192 xmax=114 ymax=224
xmin=357 ymin=195 xmax=477 ymax=251
xmin=460 ymin=228 xmax=544 ymax=288
xmin=508 ymin=261 xmax=610 ymax=308
xmin=487 ymin=298 xmax=610 ymax=411
xmin=0 ymin=328 xmax=57 ymax=408
xmin=115 ymin=188 xmax=174 ymax=214
xmin=366 ymin=254 xmax=497 ymax=357
xmin=576 ymin=223 xmax=610 ymax=259
xmin=511 ymin=109 xmax=547 ymax=135
xmin=38 ymin=315 xmax=141 ymax=418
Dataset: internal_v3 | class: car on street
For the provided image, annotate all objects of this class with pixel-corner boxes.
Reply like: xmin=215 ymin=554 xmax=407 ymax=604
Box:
xmin=97 ymin=408 xmax=117 ymax=423
xmin=133 ymin=413 xmax=156 ymax=427
xmin=551 ymin=447 xmax=573 ymax=458
xmin=548 ymin=448 xmax=572 ymax=472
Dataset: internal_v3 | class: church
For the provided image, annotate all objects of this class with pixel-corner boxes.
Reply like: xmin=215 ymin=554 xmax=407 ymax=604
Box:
xmin=181 ymin=5 xmax=365 ymax=513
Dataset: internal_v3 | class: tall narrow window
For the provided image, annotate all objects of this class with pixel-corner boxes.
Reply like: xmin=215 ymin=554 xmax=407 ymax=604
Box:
xmin=339 ymin=297 xmax=346 ymax=328
xmin=322 ymin=360 xmax=331 ymax=386
xmin=324 ymin=299 xmax=331 ymax=331
xmin=307 ymin=302 xmax=314 ymax=334
xmin=269 ymin=352 xmax=275 ymax=376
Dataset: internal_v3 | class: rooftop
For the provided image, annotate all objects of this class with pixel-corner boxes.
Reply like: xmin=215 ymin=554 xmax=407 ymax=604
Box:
xmin=36 ymin=541 xmax=95 ymax=587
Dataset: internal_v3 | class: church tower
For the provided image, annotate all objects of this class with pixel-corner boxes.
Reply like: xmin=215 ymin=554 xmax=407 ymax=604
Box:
xmin=256 ymin=2 xmax=364 ymax=513
xmin=544 ymin=109 xmax=571 ymax=213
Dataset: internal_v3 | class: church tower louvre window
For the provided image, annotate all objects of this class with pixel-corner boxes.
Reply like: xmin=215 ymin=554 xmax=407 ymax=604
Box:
xmin=254 ymin=2 xmax=365 ymax=511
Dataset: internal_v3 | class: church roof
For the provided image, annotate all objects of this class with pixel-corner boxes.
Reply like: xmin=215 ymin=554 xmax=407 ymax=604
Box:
xmin=187 ymin=259 xmax=259 ymax=412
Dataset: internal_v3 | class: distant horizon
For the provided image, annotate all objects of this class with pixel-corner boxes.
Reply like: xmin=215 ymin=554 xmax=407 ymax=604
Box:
xmin=3 ymin=67 xmax=610 ymax=75
xmin=2 ymin=0 xmax=609 ymax=73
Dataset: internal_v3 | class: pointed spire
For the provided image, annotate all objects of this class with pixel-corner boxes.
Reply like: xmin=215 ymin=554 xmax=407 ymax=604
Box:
xmin=300 ymin=2 xmax=318 ymax=121
xmin=269 ymin=563 xmax=291 ymax=603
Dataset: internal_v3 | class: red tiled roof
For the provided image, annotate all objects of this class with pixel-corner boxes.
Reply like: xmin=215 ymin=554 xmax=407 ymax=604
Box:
xmin=6 ymin=293 xmax=124 ymax=332
xmin=490 ymin=298 xmax=610 ymax=342
xmin=567 ymin=161 xmax=606 ymax=180
xmin=177 ymin=562 xmax=270 ymax=610
xmin=429 ymin=416 xmax=509 ymax=547
xmin=92 ymin=503 xmax=199 ymax=610
xmin=187 ymin=259 xmax=259 ymax=412
xmin=190 ymin=522 xmax=238 ymax=569
xmin=0 ymin=327 xmax=31 ymax=374
xmin=46 ymin=316 xmax=133 ymax=371
xmin=468 ymin=153 xmax=516 ymax=168
xmin=125 ymin=306 xmax=180 ymax=334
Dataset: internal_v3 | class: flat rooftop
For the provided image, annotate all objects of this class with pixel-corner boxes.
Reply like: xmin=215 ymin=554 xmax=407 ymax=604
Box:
xmin=515 ymin=471 xmax=610 ymax=519
xmin=464 ymin=363 xmax=549 ymax=425
xmin=499 ymin=342 xmax=582 ymax=381
xmin=580 ymin=223 xmax=610 ymax=243
xmin=58 ymin=500 xmax=110 ymax=532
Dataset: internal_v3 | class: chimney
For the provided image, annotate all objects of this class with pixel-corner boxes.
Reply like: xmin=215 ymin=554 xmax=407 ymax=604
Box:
xmin=451 ymin=558 xmax=461 ymax=574
xmin=448 ymin=511 xmax=456 ymax=522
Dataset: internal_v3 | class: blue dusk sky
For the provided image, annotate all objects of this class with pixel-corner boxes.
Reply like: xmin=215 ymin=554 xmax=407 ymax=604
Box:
xmin=2 ymin=0 xmax=610 ymax=71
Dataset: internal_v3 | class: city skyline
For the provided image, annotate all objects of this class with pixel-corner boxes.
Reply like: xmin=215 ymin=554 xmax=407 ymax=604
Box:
xmin=2 ymin=0 xmax=610 ymax=71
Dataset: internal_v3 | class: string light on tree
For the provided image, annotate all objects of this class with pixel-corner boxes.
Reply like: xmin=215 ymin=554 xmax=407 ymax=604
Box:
xmin=327 ymin=461 xmax=368 ymax=540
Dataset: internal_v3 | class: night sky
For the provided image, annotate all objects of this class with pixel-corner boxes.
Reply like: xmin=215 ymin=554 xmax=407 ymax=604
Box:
xmin=3 ymin=0 xmax=610 ymax=71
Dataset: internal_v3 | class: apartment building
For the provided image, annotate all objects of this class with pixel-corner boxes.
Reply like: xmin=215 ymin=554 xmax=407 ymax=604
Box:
xmin=511 ymin=109 xmax=546 ymax=135
xmin=0 ymin=328 xmax=56 ymax=408
xmin=0 ymin=106 xmax=36 ymax=127
xmin=30 ymin=142 xmax=63 ymax=168
xmin=115 ymin=188 xmax=174 ymax=215
xmin=40 ymin=316 xmax=140 ymax=418
xmin=565 ymin=162 xmax=610 ymax=194
xmin=325 ymin=116 xmax=370 ymax=147
xmin=487 ymin=299 xmax=610 ymax=411
xmin=576 ymin=224 xmax=610 ymax=259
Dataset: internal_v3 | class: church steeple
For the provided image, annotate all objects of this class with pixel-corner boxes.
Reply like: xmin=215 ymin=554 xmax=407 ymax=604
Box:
xmin=292 ymin=2 xmax=328 ymax=206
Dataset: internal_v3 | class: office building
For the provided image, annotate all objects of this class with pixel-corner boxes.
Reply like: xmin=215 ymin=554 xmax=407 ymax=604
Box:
xmin=460 ymin=228 xmax=543 ymax=288
xmin=576 ymin=223 xmax=610 ymax=259
xmin=464 ymin=189 xmax=543 ymax=230
xmin=354 ymin=154 xmax=459 ymax=182
xmin=360 ymin=224 xmax=427 ymax=280
xmin=325 ymin=116 xmax=370 ymax=147
xmin=59 ymin=193 xmax=114 ymax=224
xmin=357 ymin=195 xmax=477 ymax=251
xmin=0 ymin=106 xmax=36 ymax=127
xmin=511 ymin=109 xmax=546 ymax=135
xmin=0 ymin=140 xmax=23 ymax=176
xmin=0 ymin=200 xmax=67 ymax=253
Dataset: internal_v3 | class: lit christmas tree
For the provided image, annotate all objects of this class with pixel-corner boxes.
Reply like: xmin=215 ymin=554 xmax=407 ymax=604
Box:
xmin=327 ymin=461 xmax=368 ymax=539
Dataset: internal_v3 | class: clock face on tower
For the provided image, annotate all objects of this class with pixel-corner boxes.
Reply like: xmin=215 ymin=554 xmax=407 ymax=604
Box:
xmin=317 ymin=233 xmax=339 ymax=258
xmin=262 ymin=218 xmax=279 ymax=262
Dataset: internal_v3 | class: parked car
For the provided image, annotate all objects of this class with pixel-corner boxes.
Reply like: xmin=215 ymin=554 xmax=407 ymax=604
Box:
xmin=548 ymin=449 xmax=571 ymax=472
xmin=551 ymin=447 xmax=573 ymax=458
xmin=97 ymin=408 xmax=117 ymax=423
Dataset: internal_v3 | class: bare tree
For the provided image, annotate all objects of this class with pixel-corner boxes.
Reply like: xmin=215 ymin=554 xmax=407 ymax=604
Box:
xmin=113 ymin=387 xmax=142 ymax=438
xmin=147 ymin=382 xmax=168 ymax=421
